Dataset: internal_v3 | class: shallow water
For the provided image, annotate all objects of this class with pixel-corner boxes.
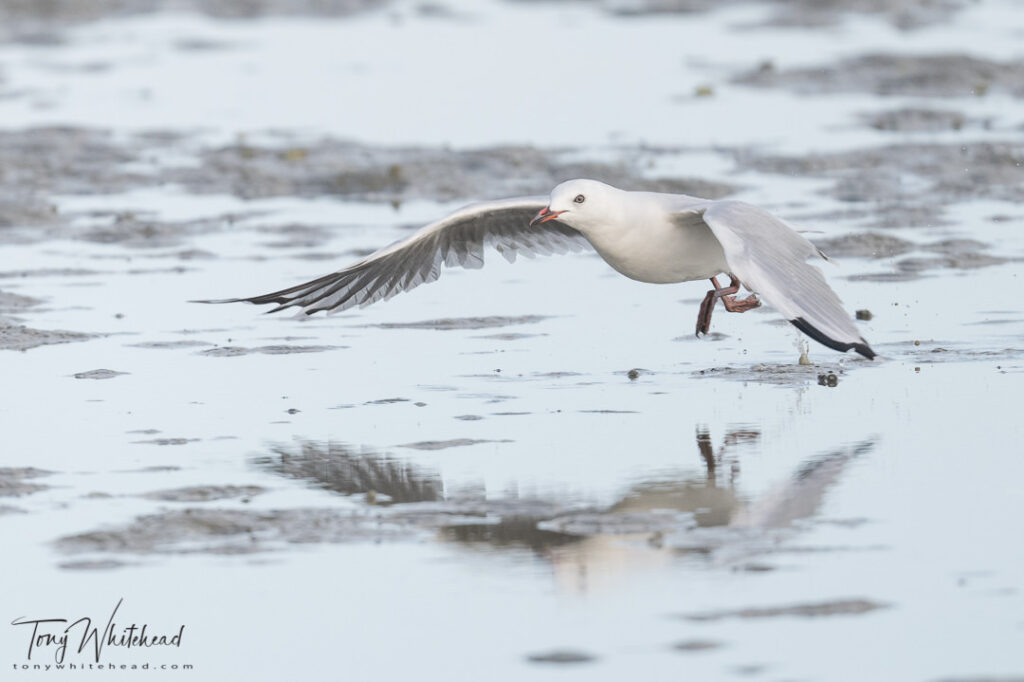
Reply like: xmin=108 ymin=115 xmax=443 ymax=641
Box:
xmin=1 ymin=1 xmax=1023 ymax=680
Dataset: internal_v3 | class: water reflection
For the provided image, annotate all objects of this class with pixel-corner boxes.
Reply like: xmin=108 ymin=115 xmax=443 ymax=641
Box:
xmin=253 ymin=440 xmax=582 ymax=551
xmin=254 ymin=441 xmax=443 ymax=503
xmin=254 ymin=430 xmax=875 ymax=583
xmin=543 ymin=436 xmax=874 ymax=593
xmin=610 ymin=426 xmax=758 ymax=528
xmin=732 ymin=440 xmax=874 ymax=531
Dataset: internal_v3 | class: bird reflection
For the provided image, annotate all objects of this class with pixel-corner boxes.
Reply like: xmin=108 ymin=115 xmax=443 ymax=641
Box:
xmin=545 ymin=434 xmax=874 ymax=593
xmin=609 ymin=426 xmax=757 ymax=528
xmin=254 ymin=431 xmax=874 ymax=591
xmin=254 ymin=441 xmax=443 ymax=503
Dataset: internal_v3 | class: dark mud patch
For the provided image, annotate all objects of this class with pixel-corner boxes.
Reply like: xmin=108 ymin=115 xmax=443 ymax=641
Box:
xmin=525 ymin=650 xmax=597 ymax=665
xmin=198 ymin=344 xmax=343 ymax=357
xmin=55 ymin=507 xmax=423 ymax=556
xmin=814 ymin=232 xmax=1011 ymax=278
xmin=814 ymin=232 xmax=916 ymax=259
xmin=595 ymin=0 xmax=965 ymax=29
xmin=0 ymin=467 xmax=53 ymax=497
xmin=672 ymin=639 xmax=725 ymax=653
xmin=364 ymin=397 xmax=410 ymax=405
xmin=0 ymin=290 xmax=42 ymax=311
xmin=372 ymin=315 xmax=551 ymax=331
xmin=735 ymin=141 xmax=1024 ymax=228
xmin=77 ymin=211 xmax=253 ymax=249
xmin=903 ymin=345 xmax=1024 ymax=366
xmin=0 ymin=128 xmax=142 ymax=231
xmin=72 ymin=368 xmax=129 ymax=379
xmin=0 ymin=267 xmax=105 ymax=279
xmin=680 ymin=598 xmax=889 ymax=621
xmin=398 ymin=438 xmax=513 ymax=451
xmin=141 ymin=485 xmax=266 ymax=502
xmin=1 ymin=287 xmax=95 ymax=350
xmin=0 ymin=196 xmax=61 ymax=235
xmin=129 ymin=340 xmax=211 ymax=349
xmin=475 ymin=332 xmax=546 ymax=341
xmin=693 ymin=362 xmax=855 ymax=385
xmin=860 ymin=108 xmax=984 ymax=133
xmin=675 ymin=331 xmax=728 ymax=343
xmin=883 ymin=251 xmax=1012 ymax=277
xmin=0 ymin=0 xmax=391 ymax=43
xmin=737 ymin=54 xmax=1024 ymax=98
xmin=117 ymin=465 xmax=182 ymax=473
xmin=168 ymin=141 xmax=737 ymax=203
xmin=0 ymin=320 xmax=94 ymax=351
xmin=255 ymin=222 xmax=336 ymax=250
xmin=132 ymin=437 xmax=200 ymax=446
xmin=58 ymin=559 xmax=133 ymax=571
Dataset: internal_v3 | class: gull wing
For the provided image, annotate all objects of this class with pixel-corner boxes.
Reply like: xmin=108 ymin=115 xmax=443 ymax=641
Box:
xmin=200 ymin=196 xmax=589 ymax=315
xmin=684 ymin=200 xmax=875 ymax=359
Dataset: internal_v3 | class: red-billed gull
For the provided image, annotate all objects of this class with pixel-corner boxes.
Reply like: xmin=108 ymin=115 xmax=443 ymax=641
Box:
xmin=200 ymin=179 xmax=875 ymax=359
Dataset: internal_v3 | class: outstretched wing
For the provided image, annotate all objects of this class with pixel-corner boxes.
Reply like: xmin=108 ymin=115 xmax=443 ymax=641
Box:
xmin=684 ymin=200 xmax=875 ymax=359
xmin=200 ymin=197 xmax=589 ymax=315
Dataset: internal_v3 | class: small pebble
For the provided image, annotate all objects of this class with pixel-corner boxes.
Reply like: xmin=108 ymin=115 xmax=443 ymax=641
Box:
xmin=855 ymin=309 xmax=873 ymax=321
xmin=627 ymin=368 xmax=640 ymax=380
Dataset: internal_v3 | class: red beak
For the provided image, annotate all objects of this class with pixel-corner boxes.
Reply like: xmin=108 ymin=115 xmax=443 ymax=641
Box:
xmin=530 ymin=207 xmax=565 ymax=226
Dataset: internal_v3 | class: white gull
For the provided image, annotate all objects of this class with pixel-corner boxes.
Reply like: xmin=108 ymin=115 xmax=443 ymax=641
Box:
xmin=201 ymin=179 xmax=875 ymax=359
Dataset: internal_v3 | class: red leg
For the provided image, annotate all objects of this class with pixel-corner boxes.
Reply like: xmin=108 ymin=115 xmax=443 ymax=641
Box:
xmin=695 ymin=276 xmax=721 ymax=336
xmin=695 ymin=275 xmax=761 ymax=337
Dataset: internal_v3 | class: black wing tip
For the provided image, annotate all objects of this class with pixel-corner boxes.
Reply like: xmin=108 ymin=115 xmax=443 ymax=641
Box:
xmin=790 ymin=317 xmax=876 ymax=360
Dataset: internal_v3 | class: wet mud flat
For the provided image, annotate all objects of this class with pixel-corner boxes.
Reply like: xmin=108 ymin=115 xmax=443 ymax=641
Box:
xmin=0 ymin=127 xmax=735 ymax=245
xmin=2 ymin=1 xmax=1024 ymax=680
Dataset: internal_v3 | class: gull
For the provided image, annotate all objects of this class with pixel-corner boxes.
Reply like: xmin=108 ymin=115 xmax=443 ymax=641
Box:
xmin=200 ymin=179 xmax=875 ymax=359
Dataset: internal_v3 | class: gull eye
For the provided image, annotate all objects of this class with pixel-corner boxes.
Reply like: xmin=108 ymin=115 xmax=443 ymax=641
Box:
xmin=573 ymin=194 xmax=585 ymax=204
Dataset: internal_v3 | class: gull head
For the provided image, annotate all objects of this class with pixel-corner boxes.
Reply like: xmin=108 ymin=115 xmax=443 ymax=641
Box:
xmin=530 ymin=179 xmax=618 ymax=233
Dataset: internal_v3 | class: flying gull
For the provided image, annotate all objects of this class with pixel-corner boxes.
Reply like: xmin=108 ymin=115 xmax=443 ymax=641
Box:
xmin=199 ymin=179 xmax=875 ymax=359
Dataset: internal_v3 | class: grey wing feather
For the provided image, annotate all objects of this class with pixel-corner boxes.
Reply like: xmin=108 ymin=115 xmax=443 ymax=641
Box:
xmin=695 ymin=201 xmax=875 ymax=359
xmin=200 ymin=197 xmax=589 ymax=315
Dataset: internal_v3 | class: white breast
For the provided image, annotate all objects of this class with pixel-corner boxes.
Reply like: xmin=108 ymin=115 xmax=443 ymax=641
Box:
xmin=583 ymin=206 xmax=729 ymax=284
